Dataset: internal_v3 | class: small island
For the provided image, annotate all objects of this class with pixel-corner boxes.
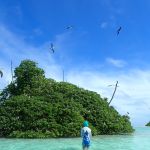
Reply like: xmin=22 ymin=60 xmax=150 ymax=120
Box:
xmin=0 ymin=60 xmax=134 ymax=138
xmin=146 ymin=122 xmax=150 ymax=126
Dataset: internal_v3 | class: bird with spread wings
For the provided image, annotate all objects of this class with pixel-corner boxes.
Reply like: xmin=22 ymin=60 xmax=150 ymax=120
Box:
xmin=0 ymin=70 xmax=3 ymax=78
xmin=50 ymin=43 xmax=55 ymax=53
xmin=66 ymin=25 xmax=73 ymax=30
xmin=117 ymin=26 xmax=122 ymax=36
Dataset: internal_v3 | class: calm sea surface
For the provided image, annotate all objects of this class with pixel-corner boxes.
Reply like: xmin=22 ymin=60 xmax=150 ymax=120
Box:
xmin=0 ymin=127 xmax=150 ymax=150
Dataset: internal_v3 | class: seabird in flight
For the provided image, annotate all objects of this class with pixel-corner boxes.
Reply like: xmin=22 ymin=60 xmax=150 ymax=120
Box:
xmin=66 ymin=25 xmax=73 ymax=30
xmin=117 ymin=26 xmax=122 ymax=36
xmin=50 ymin=43 xmax=55 ymax=53
xmin=0 ymin=70 xmax=3 ymax=78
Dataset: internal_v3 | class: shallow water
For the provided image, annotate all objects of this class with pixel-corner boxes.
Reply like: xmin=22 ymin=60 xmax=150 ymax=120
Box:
xmin=0 ymin=127 xmax=150 ymax=150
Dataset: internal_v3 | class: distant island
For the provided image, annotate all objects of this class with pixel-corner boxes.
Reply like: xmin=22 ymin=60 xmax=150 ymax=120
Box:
xmin=0 ymin=60 xmax=134 ymax=138
xmin=146 ymin=122 xmax=150 ymax=126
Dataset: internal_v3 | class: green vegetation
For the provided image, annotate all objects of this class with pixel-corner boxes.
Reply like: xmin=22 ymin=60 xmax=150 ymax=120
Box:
xmin=0 ymin=60 xmax=134 ymax=138
xmin=146 ymin=122 xmax=150 ymax=126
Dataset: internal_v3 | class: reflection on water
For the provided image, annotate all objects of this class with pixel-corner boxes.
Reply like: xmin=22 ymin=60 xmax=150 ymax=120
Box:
xmin=0 ymin=127 xmax=150 ymax=150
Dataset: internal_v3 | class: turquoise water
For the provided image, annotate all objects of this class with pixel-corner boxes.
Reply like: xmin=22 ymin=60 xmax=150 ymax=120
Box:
xmin=0 ymin=127 xmax=150 ymax=150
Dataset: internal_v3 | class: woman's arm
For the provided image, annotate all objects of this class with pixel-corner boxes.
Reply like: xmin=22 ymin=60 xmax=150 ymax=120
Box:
xmin=81 ymin=128 xmax=83 ymax=137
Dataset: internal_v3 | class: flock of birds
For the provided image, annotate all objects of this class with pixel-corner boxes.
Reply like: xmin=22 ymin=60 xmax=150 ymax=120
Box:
xmin=49 ymin=25 xmax=74 ymax=53
xmin=48 ymin=25 xmax=123 ymax=107
xmin=0 ymin=25 xmax=129 ymax=115
xmin=0 ymin=26 xmax=122 ymax=79
xmin=49 ymin=26 xmax=122 ymax=53
xmin=0 ymin=26 xmax=122 ymax=80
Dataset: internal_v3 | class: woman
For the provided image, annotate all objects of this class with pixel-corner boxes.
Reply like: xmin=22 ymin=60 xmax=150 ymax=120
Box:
xmin=81 ymin=121 xmax=92 ymax=150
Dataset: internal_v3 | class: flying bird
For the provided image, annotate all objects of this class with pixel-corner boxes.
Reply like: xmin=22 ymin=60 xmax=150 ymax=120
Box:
xmin=117 ymin=26 xmax=122 ymax=36
xmin=0 ymin=70 xmax=3 ymax=78
xmin=50 ymin=43 xmax=55 ymax=53
xmin=66 ymin=25 xmax=73 ymax=30
xmin=108 ymin=81 xmax=119 ymax=105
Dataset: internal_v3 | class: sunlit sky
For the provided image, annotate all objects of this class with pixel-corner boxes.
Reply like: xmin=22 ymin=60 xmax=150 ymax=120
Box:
xmin=1 ymin=0 xmax=150 ymax=126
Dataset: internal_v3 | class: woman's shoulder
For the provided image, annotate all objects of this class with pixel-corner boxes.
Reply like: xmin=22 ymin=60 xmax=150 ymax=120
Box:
xmin=83 ymin=127 xmax=91 ymax=131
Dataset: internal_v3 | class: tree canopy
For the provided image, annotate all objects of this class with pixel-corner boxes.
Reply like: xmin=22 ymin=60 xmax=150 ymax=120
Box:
xmin=0 ymin=59 xmax=134 ymax=138
xmin=146 ymin=122 xmax=150 ymax=126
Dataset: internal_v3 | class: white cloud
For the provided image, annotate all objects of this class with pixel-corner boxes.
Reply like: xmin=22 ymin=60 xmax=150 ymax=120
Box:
xmin=0 ymin=24 xmax=65 ymax=89
xmin=67 ymin=69 xmax=150 ymax=126
xmin=106 ymin=57 xmax=127 ymax=68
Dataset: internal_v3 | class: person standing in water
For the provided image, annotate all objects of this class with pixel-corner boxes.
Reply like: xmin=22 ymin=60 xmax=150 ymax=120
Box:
xmin=81 ymin=121 xmax=92 ymax=150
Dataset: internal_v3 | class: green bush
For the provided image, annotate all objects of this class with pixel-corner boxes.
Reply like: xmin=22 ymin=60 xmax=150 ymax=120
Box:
xmin=0 ymin=60 xmax=134 ymax=138
xmin=146 ymin=122 xmax=150 ymax=126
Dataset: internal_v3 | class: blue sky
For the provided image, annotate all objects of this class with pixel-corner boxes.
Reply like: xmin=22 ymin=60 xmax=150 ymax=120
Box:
xmin=0 ymin=0 xmax=150 ymax=126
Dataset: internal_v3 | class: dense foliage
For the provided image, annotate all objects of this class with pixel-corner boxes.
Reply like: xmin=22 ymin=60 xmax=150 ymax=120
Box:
xmin=0 ymin=60 xmax=134 ymax=138
xmin=146 ymin=122 xmax=150 ymax=126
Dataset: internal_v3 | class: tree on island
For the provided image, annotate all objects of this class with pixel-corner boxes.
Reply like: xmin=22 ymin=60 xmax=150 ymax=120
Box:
xmin=0 ymin=60 xmax=134 ymax=138
xmin=146 ymin=122 xmax=150 ymax=126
